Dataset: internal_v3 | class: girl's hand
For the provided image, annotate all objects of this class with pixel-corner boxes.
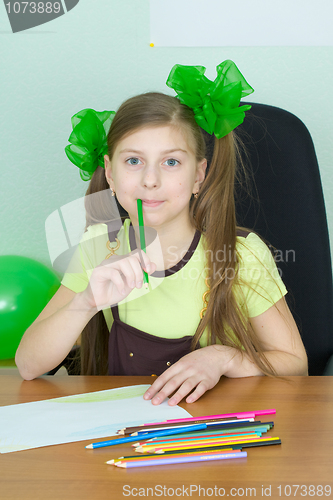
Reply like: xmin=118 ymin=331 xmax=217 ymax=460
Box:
xmin=81 ymin=250 xmax=156 ymax=311
xmin=143 ymin=345 xmax=238 ymax=406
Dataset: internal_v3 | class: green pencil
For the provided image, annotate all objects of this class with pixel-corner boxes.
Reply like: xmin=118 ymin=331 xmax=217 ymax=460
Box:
xmin=137 ymin=199 xmax=149 ymax=289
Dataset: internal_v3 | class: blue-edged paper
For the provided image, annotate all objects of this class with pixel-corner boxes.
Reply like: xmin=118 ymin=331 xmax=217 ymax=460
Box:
xmin=0 ymin=384 xmax=191 ymax=453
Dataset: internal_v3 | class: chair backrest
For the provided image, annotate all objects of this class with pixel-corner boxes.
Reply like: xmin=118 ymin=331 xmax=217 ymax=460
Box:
xmin=204 ymin=102 xmax=333 ymax=375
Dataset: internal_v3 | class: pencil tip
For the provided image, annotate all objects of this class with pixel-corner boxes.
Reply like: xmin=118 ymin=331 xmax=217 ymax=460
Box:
xmin=106 ymin=460 xmax=114 ymax=465
xmin=85 ymin=444 xmax=93 ymax=449
xmin=144 ymin=283 xmax=149 ymax=289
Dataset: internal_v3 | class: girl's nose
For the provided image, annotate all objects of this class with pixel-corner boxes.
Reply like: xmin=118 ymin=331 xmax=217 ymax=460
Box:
xmin=142 ymin=165 xmax=160 ymax=189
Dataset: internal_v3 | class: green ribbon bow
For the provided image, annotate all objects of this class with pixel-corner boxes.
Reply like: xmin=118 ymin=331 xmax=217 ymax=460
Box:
xmin=65 ymin=108 xmax=115 ymax=181
xmin=166 ymin=60 xmax=254 ymax=139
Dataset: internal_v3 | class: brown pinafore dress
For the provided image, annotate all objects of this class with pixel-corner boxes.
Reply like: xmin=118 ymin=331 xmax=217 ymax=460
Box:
xmin=107 ymin=223 xmax=201 ymax=376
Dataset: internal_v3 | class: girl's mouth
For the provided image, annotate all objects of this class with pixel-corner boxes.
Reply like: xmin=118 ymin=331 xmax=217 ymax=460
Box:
xmin=142 ymin=200 xmax=164 ymax=208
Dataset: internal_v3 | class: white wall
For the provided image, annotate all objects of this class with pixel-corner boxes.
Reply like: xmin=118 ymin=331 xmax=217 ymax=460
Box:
xmin=1 ymin=0 xmax=332 ymax=273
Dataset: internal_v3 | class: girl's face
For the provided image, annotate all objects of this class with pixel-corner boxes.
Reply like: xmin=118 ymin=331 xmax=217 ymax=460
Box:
xmin=104 ymin=125 xmax=207 ymax=233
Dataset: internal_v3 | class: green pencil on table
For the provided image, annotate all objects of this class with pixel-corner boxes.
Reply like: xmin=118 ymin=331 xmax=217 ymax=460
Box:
xmin=137 ymin=199 xmax=149 ymax=289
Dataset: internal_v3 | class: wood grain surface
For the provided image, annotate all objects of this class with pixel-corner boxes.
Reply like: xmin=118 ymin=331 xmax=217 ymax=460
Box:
xmin=1 ymin=372 xmax=332 ymax=500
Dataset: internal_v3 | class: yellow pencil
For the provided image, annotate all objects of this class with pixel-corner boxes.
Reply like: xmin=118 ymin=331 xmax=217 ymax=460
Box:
xmin=137 ymin=430 xmax=261 ymax=446
xmin=136 ymin=436 xmax=280 ymax=453
xmin=135 ymin=432 xmax=259 ymax=451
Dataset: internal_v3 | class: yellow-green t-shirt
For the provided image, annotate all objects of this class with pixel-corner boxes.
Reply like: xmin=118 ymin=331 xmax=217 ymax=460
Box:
xmin=61 ymin=219 xmax=287 ymax=346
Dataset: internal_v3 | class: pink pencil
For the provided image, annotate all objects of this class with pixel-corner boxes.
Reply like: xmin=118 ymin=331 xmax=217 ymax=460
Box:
xmin=143 ymin=409 xmax=276 ymax=426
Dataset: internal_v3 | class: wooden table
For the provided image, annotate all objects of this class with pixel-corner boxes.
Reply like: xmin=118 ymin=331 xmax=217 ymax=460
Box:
xmin=1 ymin=372 xmax=332 ymax=500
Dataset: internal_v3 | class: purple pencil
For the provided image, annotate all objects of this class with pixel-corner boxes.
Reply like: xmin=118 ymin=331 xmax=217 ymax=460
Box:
xmin=114 ymin=451 xmax=247 ymax=468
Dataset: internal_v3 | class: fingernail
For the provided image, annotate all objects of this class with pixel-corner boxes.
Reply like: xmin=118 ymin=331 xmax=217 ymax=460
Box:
xmin=121 ymin=289 xmax=126 ymax=295
xmin=143 ymin=391 xmax=151 ymax=400
xmin=152 ymin=396 xmax=160 ymax=405
xmin=146 ymin=264 xmax=151 ymax=272
xmin=131 ymin=281 xmax=135 ymax=288
xmin=168 ymin=397 xmax=177 ymax=406
xmin=137 ymin=281 xmax=142 ymax=288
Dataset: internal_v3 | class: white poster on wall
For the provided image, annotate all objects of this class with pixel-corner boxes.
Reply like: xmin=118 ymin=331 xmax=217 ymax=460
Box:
xmin=150 ymin=0 xmax=333 ymax=47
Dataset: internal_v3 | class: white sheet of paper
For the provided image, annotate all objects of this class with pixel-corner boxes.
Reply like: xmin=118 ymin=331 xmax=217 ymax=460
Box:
xmin=0 ymin=384 xmax=192 ymax=453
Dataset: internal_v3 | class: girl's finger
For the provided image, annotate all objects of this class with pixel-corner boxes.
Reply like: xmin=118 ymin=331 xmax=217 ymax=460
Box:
xmin=150 ymin=373 xmax=190 ymax=405
xmin=166 ymin=378 xmax=199 ymax=406
xmin=93 ymin=266 xmax=128 ymax=298
xmin=133 ymin=249 xmax=155 ymax=275
xmin=116 ymin=256 xmax=143 ymax=290
xmin=143 ymin=364 xmax=182 ymax=400
xmin=184 ymin=380 xmax=209 ymax=404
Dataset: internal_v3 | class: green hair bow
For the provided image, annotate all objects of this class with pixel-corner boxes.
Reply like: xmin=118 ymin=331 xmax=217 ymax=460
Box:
xmin=166 ymin=60 xmax=254 ymax=139
xmin=65 ymin=108 xmax=115 ymax=181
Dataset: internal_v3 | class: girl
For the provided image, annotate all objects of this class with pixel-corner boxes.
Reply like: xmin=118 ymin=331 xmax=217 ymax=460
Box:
xmin=15 ymin=60 xmax=308 ymax=405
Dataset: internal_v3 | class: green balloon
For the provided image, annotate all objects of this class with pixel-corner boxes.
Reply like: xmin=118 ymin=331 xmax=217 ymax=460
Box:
xmin=0 ymin=256 xmax=60 ymax=360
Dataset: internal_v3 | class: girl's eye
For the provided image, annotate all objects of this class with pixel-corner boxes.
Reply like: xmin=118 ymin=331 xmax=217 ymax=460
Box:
xmin=126 ymin=157 xmax=142 ymax=166
xmin=164 ymin=158 xmax=179 ymax=167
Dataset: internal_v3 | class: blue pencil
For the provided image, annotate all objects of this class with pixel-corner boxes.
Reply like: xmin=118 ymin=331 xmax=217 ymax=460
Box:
xmin=138 ymin=424 xmax=271 ymax=441
xmin=85 ymin=423 xmax=208 ymax=449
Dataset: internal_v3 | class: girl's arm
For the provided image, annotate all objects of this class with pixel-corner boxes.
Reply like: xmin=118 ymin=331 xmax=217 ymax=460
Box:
xmin=16 ymin=251 xmax=156 ymax=380
xmin=144 ymin=297 xmax=308 ymax=406
xmin=226 ymin=296 xmax=308 ymax=377
xmin=15 ymin=285 xmax=95 ymax=380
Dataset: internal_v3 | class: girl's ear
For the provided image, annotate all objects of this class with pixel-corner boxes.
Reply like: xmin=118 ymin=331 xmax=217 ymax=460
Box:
xmin=104 ymin=155 xmax=115 ymax=189
xmin=200 ymin=158 xmax=208 ymax=179
xmin=194 ymin=158 xmax=207 ymax=192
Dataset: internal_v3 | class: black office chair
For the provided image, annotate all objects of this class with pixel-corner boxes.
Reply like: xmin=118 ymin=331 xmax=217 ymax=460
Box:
xmin=51 ymin=103 xmax=333 ymax=376
xmin=204 ymin=102 xmax=333 ymax=375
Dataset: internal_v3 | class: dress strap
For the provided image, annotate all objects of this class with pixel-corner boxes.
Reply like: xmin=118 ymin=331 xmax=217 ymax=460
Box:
xmin=107 ymin=221 xmax=122 ymax=243
xmin=236 ymin=228 xmax=250 ymax=238
xmin=111 ymin=304 xmax=120 ymax=321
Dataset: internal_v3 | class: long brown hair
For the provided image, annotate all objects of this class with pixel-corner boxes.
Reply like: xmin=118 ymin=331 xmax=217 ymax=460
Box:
xmin=79 ymin=92 xmax=275 ymax=376
xmin=190 ymin=133 xmax=276 ymax=375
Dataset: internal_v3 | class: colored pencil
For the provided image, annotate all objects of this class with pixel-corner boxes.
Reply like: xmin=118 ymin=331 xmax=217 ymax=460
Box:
xmin=118 ymin=416 xmax=238 ymax=433
xmin=129 ymin=440 xmax=280 ymax=459
xmin=148 ymin=409 xmax=276 ymax=426
xmin=136 ymin=436 xmax=281 ymax=453
xmin=137 ymin=199 xmax=149 ymax=289
xmin=148 ymin=437 xmax=280 ymax=453
xmin=138 ymin=429 xmax=268 ymax=446
xmin=114 ymin=451 xmax=247 ymax=468
xmin=107 ymin=438 xmax=282 ymax=465
xmin=153 ymin=439 xmax=282 ymax=454
xmin=120 ymin=417 xmax=255 ymax=435
xmin=131 ymin=419 xmax=258 ymax=437
xmin=118 ymin=410 xmax=275 ymax=434
xmin=137 ymin=435 xmax=263 ymax=453
xmin=134 ymin=431 xmax=262 ymax=449
xmin=107 ymin=447 xmax=240 ymax=465
xmin=139 ymin=424 xmax=272 ymax=442
xmin=85 ymin=422 xmax=207 ymax=449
